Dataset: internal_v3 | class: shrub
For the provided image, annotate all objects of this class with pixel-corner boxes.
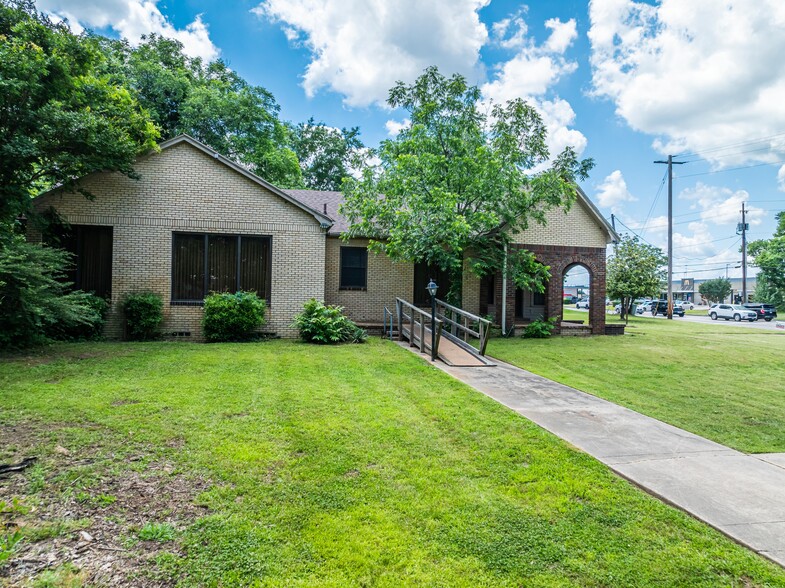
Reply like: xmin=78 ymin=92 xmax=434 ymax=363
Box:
xmin=522 ymin=317 xmax=557 ymax=339
xmin=293 ymin=299 xmax=367 ymax=344
xmin=0 ymin=235 xmax=105 ymax=349
xmin=123 ymin=292 xmax=163 ymax=341
xmin=45 ymin=292 xmax=108 ymax=341
xmin=202 ymin=291 xmax=267 ymax=342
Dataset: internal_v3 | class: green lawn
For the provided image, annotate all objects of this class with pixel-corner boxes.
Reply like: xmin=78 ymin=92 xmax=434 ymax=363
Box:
xmin=492 ymin=311 xmax=785 ymax=454
xmin=2 ymin=340 xmax=784 ymax=586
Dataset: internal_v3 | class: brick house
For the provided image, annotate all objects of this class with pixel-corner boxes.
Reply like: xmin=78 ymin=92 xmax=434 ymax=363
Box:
xmin=33 ymin=135 xmax=617 ymax=339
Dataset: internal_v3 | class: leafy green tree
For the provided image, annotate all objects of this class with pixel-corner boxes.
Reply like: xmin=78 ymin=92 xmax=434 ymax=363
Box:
xmin=752 ymin=274 xmax=784 ymax=308
xmin=748 ymin=211 xmax=785 ymax=303
xmin=606 ymin=235 xmax=666 ymax=322
xmin=699 ymin=277 xmax=732 ymax=304
xmin=0 ymin=1 xmax=159 ymax=224
xmin=289 ymin=119 xmax=365 ymax=190
xmin=99 ymin=34 xmax=302 ymax=187
xmin=341 ymin=67 xmax=593 ymax=301
xmin=0 ymin=233 xmax=104 ymax=349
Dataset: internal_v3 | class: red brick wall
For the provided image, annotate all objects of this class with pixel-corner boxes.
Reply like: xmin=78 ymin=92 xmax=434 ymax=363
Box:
xmin=490 ymin=244 xmax=607 ymax=335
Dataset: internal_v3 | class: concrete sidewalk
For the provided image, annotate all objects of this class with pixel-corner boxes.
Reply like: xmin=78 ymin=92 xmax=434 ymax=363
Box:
xmin=420 ymin=348 xmax=785 ymax=567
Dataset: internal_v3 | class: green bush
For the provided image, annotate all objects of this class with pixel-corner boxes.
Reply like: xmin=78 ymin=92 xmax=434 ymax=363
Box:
xmin=45 ymin=292 xmax=108 ymax=341
xmin=522 ymin=317 xmax=557 ymax=339
xmin=292 ymin=299 xmax=367 ymax=344
xmin=0 ymin=235 xmax=105 ymax=349
xmin=122 ymin=292 xmax=163 ymax=341
xmin=202 ymin=291 xmax=267 ymax=342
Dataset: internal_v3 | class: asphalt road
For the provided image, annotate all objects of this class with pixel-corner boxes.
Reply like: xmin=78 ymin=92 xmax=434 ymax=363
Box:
xmin=614 ymin=307 xmax=783 ymax=331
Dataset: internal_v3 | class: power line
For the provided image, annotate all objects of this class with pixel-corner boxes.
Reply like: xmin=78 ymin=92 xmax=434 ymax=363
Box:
xmin=675 ymin=130 xmax=785 ymax=159
xmin=677 ymin=159 xmax=785 ymax=179
xmin=640 ymin=169 xmax=668 ymax=239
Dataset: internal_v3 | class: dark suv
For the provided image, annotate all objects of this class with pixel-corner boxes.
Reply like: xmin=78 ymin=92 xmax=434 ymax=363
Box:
xmin=652 ymin=300 xmax=685 ymax=317
xmin=744 ymin=303 xmax=778 ymax=322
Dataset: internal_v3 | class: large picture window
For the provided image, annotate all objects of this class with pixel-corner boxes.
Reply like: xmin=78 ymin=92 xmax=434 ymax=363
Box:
xmin=172 ymin=233 xmax=271 ymax=303
xmin=339 ymin=246 xmax=368 ymax=290
xmin=58 ymin=225 xmax=113 ymax=299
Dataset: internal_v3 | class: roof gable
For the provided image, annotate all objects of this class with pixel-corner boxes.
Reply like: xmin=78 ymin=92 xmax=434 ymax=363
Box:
xmin=157 ymin=135 xmax=333 ymax=228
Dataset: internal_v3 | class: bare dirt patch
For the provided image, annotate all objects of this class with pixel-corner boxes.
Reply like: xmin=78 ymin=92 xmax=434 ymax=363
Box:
xmin=1 ymin=422 xmax=210 ymax=587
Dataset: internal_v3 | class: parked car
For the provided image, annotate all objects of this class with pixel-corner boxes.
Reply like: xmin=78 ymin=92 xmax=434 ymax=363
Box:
xmin=576 ymin=298 xmax=590 ymax=309
xmin=636 ymin=300 xmax=656 ymax=314
xmin=675 ymin=301 xmax=694 ymax=310
xmin=652 ymin=300 xmax=685 ymax=317
xmin=708 ymin=304 xmax=758 ymax=322
xmin=743 ymin=303 xmax=778 ymax=322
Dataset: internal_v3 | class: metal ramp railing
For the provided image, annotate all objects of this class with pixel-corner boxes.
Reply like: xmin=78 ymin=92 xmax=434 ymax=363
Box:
xmin=434 ymin=298 xmax=492 ymax=357
xmin=393 ymin=298 xmax=494 ymax=367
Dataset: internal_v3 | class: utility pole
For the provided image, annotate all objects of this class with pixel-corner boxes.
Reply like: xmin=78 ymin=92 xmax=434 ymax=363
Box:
xmin=739 ymin=203 xmax=749 ymax=303
xmin=655 ymin=155 xmax=686 ymax=319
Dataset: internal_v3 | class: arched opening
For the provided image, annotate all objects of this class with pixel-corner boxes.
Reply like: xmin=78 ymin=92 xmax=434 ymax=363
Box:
xmin=563 ymin=263 xmax=592 ymax=326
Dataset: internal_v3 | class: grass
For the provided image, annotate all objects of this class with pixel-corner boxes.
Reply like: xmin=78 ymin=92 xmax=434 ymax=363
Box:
xmin=491 ymin=310 xmax=785 ymax=453
xmin=1 ymin=340 xmax=784 ymax=586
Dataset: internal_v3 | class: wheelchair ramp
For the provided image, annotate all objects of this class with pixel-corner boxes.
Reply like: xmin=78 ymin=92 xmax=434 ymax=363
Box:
xmin=402 ymin=321 xmax=494 ymax=367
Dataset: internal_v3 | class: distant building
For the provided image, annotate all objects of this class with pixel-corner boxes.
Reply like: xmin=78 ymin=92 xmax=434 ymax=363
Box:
xmin=663 ymin=277 xmax=757 ymax=305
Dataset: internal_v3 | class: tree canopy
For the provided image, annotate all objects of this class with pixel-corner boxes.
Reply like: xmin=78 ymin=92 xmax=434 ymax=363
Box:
xmin=699 ymin=277 xmax=732 ymax=304
xmin=98 ymin=34 xmax=303 ymax=188
xmin=341 ymin=67 xmax=593 ymax=299
xmin=606 ymin=235 xmax=666 ymax=321
xmin=0 ymin=0 xmax=159 ymax=225
xmin=288 ymin=118 xmax=365 ymax=191
xmin=748 ymin=211 xmax=785 ymax=305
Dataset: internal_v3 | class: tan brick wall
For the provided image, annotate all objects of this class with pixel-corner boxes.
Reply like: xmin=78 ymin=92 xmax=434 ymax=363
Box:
xmin=511 ymin=201 xmax=609 ymax=248
xmin=461 ymin=257 xmax=481 ymax=316
xmin=33 ymin=142 xmax=325 ymax=339
xmin=324 ymin=237 xmax=413 ymax=322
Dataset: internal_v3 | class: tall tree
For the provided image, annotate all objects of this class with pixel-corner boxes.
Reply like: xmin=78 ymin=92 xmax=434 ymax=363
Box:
xmin=341 ymin=67 xmax=593 ymax=301
xmin=289 ymin=119 xmax=365 ymax=190
xmin=699 ymin=277 xmax=732 ymax=304
xmin=0 ymin=1 xmax=159 ymax=224
xmin=606 ymin=235 xmax=666 ymax=322
xmin=99 ymin=34 xmax=302 ymax=187
xmin=748 ymin=211 xmax=785 ymax=302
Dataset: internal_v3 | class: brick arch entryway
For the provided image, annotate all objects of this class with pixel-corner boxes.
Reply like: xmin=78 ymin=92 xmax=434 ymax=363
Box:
xmin=550 ymin=254 xmax=606 ymax=335
xmin=491 ymin=244 xmax=607 ymax=335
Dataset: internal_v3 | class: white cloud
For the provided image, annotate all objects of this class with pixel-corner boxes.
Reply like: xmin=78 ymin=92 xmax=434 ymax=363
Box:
xmin=679 ymin=183 xmax=766 ymax=226
xmin=778 ymin=164 xmax=785 ymax=192
xmin=385 ymin=118 xmax=410 ymax=136
xmin=254 ymin=0 xmax=490 ymax=108
xmin=588 ymin=0 xmax=785 ymax=166
xmin=481 ymin=16 xmax=585 ymax=158
xmin=37 ymin=0 xmax=219 ymax=61
xmin=492 ymin=13 xmax=528 ymax=49
xmin=596 ymin=170 xmax=637 ymax=209
xmin=544 ymin=17 xmax=577 ymax=54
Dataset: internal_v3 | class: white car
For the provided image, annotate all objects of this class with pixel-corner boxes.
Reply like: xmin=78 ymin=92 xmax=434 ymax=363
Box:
xmin=675 ymin=301 xmax=694 ymax=310
xmin=576 ymin=299 xmax=590 ymax=309
xmin=708 ymin=304 xmax=757 ymax=322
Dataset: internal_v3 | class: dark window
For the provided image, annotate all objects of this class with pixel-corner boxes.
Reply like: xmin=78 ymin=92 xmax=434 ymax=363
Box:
xmin=59 ymin=225 xmax=113 ymax=299
xmin=340 ymin=246 xmax=368 ymax=290
xmin=533 ymin=291 xmax=545 ymax=306
xmin=172 ymin=233 xmax=271 ymax=304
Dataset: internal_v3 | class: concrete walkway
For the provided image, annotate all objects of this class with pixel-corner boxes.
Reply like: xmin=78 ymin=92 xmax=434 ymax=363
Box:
xmin=410 ymin=346 xmax=785 ymax=567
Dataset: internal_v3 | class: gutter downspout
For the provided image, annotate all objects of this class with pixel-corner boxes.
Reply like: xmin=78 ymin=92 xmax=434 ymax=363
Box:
xmin=501 ymin=243 xmax=508 ymax=336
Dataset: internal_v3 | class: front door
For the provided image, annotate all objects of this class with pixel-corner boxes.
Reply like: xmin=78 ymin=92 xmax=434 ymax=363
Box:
xmin=413 ymin=262 xmax=452 ymax=306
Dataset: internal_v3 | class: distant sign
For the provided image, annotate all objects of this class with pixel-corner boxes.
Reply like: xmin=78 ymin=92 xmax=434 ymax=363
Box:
xmin=681 ymin=278 xmax=694 ymax=291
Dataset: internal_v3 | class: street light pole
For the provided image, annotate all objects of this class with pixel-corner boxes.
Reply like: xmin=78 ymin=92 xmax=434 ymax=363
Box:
xmin=655 ymin=155 xmax=686 ymax=319
xmin=426 ymin=279 xmax=438 ymax=361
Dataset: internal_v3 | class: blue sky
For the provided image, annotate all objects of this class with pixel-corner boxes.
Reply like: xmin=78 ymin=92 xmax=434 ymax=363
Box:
xmin=39 ymin=0 xmax=785 ymax=282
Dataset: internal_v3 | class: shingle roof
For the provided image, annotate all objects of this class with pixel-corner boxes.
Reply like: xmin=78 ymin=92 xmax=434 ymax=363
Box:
xmin=282 ymin=189 xmax=348 ymax=235
xmin=283 ymin=186 xmax=618 ymax=243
